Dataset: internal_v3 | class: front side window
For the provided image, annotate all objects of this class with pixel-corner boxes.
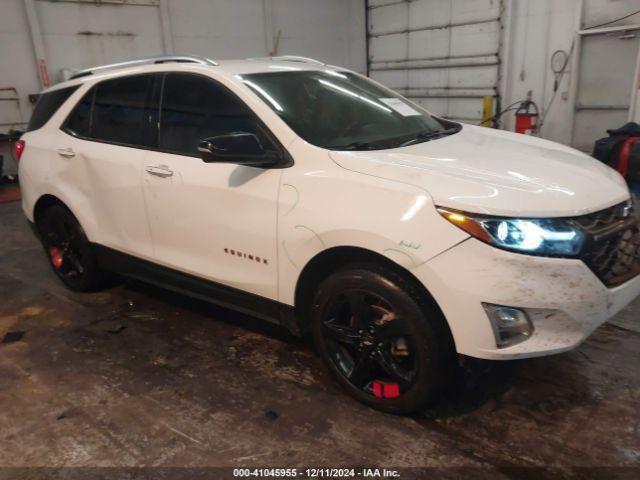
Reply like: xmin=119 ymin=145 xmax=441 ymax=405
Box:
xmin=64 ymin=74 xmax=155 ymax=148
xmin=241 ymin=71 xmax=460 ymax=150
xmin=159 ymin=73 xmax=274 ymax=157
xmin=27 ymin=85 xmax=79 ymax=132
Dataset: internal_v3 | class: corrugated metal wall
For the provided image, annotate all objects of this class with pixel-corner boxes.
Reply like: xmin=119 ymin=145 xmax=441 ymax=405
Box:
xmin=367 ymin=0 xmax=503 ymax=124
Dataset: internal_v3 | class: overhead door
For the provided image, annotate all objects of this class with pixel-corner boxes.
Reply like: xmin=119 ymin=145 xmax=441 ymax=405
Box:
xmin=367 ymin=0 xmax=502 ymax=124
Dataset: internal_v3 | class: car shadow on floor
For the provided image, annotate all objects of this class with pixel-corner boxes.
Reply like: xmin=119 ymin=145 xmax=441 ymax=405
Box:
xmin=117 ymin=277 xmax=560 ymax=420
xmin=121 ymin=277 xmax=301 ymax=345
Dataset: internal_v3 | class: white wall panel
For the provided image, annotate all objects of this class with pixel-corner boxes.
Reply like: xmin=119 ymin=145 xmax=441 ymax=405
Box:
xmin=37 ymin=0 xmax=164 ymax=77
xmin=410 ymin=0 xmax=451 ymax=29
xmin=167 ymin=0 xmax=265 ymax=59
xmin=450 ymin=0 xmax=501 ymax=24
xmin=0 ymin=0 xmax=366 ymax=137
xmin=369 ymin=32 xmax=407 ymax=61
xmin=271 ymin=0 xmax=364 ymax=68
xmin=583 ymin=0 xmax=640 ymax=29
xmin=0 ymin=0 xmax=39 ymax=129
xmin=407 ymin=29 xmax=449 ymax=59
xmin=408 ymin=65 xmax=499 ymax=89
xmin=370 ymin=3 xmax=408 ymax=35
xmin=368 ymin=69 xmax=409 ymax=88
xmin=449 ymin=21 xmax=500 ymax=57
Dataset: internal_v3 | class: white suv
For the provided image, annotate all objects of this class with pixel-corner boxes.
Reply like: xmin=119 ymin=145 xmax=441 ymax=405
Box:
xmin=18 ymin=55 xmax=640 ymax=413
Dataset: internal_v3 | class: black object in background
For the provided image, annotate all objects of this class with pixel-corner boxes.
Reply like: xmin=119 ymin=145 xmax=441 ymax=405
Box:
xmin=592 ymin=122 xmax=640 ymax=167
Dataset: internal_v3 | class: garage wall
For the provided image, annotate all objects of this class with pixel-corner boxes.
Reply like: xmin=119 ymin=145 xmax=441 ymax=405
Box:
xmin=503 ymin=0 xmax=640 ymax=149
xmin=367 ymin=0 xmax=640 ymax=149
xmin=0 ymin=0 xmax=366 ymax=134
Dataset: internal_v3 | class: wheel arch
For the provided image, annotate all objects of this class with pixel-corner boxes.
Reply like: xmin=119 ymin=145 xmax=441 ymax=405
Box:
xmin=293 ymin=246 xmax=453 ymax=345
xmin=33 ymin=194 xmax=71 ymax=225
xmin=32 ymin=194 xmax=90 ymax=238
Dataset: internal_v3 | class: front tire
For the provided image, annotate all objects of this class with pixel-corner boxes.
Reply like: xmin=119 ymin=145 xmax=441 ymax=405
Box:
xmin=311 ymin=263 xmax=454 ymax=414
xmin=36 ymin=205 xmax=104 ymax=292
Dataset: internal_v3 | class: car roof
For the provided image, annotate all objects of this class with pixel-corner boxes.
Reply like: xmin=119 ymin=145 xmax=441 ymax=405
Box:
xmin=41 ymin=56 xmax=350 ymax=94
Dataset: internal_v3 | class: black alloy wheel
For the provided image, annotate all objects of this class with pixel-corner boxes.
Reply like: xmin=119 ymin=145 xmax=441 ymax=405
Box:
xmin=311 ymin=264 xmax=453 ymax=414
xmin=322 ymin=290 xmax=417 ymax=398
xmin=37 ymin=205 xmax=103 ymax=291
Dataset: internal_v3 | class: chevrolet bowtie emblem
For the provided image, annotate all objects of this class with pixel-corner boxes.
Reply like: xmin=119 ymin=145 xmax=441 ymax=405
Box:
xmin=618 ymin=200 xmax=633 ymax=219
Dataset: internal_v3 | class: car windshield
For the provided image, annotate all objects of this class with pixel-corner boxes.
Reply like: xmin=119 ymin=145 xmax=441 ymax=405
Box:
xmin=240 ymin=70 xmax=460 ymax=151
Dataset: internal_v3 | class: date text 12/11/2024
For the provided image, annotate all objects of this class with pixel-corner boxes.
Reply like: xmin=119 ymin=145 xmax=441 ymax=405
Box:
xmin=232 ymin=468 xmax=401 ymax=478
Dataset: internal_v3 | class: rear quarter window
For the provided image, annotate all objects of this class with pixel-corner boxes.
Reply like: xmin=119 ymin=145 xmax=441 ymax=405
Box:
xmin=63 ymin=73 xmax=156 ymax=148
xmin=27 ymin=85 xmax=79 ymax=132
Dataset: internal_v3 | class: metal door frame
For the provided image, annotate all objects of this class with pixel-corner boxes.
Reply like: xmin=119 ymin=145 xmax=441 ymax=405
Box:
xmin=568 ymin=22 xmax=640 ymax=147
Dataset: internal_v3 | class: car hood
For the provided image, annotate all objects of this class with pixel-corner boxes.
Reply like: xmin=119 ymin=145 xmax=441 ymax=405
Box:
xmin=329 ymin=124 xmax=630 ymax=217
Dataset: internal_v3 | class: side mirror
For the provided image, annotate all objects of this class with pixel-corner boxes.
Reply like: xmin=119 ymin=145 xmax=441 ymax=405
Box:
xmin=198 ymin=132 xmax=279 ymax=166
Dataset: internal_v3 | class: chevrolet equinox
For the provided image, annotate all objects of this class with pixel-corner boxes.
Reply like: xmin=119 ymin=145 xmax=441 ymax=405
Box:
xmin=17 ymin=55 xmax=640 ymax=413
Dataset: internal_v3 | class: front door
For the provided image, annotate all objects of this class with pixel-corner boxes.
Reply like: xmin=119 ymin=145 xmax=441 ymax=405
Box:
xmin=141 ymin=72 xmax=282 ymax=301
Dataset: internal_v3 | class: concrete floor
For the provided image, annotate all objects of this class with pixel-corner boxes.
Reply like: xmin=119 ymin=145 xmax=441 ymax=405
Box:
xmin=1 ymin=199 xmax=639 ymax=479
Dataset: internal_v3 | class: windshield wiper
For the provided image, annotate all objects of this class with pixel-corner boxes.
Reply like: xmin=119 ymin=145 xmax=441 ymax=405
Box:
xmin=399 ymin=127 xmax=460 ymax=147
xmin=327 ymin=141 xmax=385 ymax=151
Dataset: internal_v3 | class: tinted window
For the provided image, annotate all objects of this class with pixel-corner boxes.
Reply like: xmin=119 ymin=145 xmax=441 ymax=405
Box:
xmin=242 ymin=71 xmax=457 ymax=150
xmin=65 ymin=87 xmax=94 ymax=138
xmin=91 ymin=74 xmax=154 ymax=146
xmin=160 ymin=73 xmax=270 ymax=156
xmin=27 ymin=85 xmax=79 ymax=132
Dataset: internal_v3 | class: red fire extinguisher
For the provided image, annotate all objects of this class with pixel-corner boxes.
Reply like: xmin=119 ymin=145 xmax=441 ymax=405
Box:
xmin=514 ymin=95 xmax=540 ymax=136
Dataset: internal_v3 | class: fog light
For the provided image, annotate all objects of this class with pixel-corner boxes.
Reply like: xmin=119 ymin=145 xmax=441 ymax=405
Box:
xmin=482 ymin=303 xmax=534 ymax=348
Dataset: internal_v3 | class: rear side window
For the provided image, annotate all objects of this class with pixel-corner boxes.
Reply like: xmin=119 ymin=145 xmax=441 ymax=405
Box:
xmin=65 ymin=88 xmax=94 ymax=138
xmin=27 ymin=85 xmax=79 ymax=132
xmin=159 ymin=73 xmax=269 ymax=156
xmin=64 ymin=74 xmax=155 ymax=148
xmin=92 ymin=74 xmax=154 ymax=146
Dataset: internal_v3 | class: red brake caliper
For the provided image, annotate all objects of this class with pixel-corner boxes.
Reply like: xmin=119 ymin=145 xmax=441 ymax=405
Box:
xmin=373 ymin=381 xmax=400 ymax=399
xmin=49 ymin=247 xmax=64 ymax=269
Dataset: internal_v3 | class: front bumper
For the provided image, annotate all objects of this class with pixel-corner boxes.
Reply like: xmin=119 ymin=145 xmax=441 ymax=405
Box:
xmin=413 ymin=237 xmax=640 ymax=360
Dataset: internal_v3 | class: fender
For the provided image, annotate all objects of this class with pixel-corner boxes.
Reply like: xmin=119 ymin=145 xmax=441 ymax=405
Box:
xmin=277 ymin=142 xmax=468 ymax=306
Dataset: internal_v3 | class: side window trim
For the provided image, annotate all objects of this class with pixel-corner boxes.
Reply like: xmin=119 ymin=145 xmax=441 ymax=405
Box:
xmin=87 ymin=86 xmax=97 ymax=136
xmin=158 ymin=72 xmax=166 ymax=143
xmin=141 ymin=72 xmax=163 ymax=149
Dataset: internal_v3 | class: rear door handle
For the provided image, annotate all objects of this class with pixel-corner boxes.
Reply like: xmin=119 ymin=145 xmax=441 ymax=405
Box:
xmin=145 ymin=165 xmax=174 ymax=178
xmin=56 ymin=148 xmax=76 ymax=158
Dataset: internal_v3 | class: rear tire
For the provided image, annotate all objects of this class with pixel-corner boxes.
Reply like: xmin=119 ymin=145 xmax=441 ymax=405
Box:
xmin=310 ymin=263 xmax=455 ymax=414
xmin=36 ymin=205 xmax=104 ymax=292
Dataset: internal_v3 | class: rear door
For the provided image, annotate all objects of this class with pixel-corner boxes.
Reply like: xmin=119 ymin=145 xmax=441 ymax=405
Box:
xmin=59 ymin=73 xmax=157 ymax=258
xmin=141 ymin=72 xmax=282 ymax=301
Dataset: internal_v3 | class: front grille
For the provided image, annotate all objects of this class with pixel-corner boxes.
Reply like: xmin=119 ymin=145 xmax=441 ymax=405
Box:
xmin=572 ymin=201 xmax=640 ymax=287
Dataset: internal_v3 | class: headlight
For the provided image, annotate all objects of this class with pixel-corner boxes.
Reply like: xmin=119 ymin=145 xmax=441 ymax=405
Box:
xmin=438 ymin=208 xmax=585 ymax=256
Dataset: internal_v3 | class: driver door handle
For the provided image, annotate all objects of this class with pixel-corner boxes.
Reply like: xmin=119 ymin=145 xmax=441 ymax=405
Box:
xmin=145 ymin=165 xmax=174 ymax=178
xmin=56 ymin=148 xmax=76 ymax=158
